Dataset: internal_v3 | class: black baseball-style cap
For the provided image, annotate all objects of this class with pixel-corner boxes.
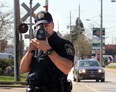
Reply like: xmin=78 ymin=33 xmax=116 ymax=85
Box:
xmin=35 ymin=11 xmax=53 ymax=26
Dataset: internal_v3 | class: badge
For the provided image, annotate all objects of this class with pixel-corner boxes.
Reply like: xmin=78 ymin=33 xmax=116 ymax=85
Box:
xmin=64 ymin=44 xmax=75 ymax=55
xmin=38 ymin=12 xmax=44 ymax=19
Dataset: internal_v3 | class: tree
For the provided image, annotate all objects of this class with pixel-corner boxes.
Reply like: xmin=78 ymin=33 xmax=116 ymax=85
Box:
xmin=0 ymin=3 xmax=13 ymax=41
xmin=64 ymin=33 xmax=92 ymax=57
xmin=70 ymin=28 xmax=78 ymax=43
xmin=70 ymin=18 xmax=85 ymax=43
xmin=64 ymin=17 xmax=91 ymax=57
xmin=0 ymin=3 xmax=13 ymax=52
xmin=78 ymin=34 xmax=92 ymax=56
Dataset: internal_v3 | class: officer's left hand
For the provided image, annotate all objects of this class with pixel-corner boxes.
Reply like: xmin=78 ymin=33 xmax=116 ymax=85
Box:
xmin=31 ymin=38 xmax=51 ymax=51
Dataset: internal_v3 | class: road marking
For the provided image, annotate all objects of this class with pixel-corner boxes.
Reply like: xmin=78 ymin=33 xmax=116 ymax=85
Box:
xmin=84 ymin=84 xmax=99 ymax=92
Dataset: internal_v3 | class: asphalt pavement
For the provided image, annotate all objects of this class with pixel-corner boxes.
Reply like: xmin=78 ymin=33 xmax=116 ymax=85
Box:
xmin=0 ymin=83 xmax=95 ymax=92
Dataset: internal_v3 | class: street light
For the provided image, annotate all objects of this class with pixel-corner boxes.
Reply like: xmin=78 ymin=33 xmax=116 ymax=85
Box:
xmin=88 ymin=0 xmax=104 ymax=66
xmin=86 ymin=19 xmax=100 ymax=26
xmin=86 ymin=0 xmax=104 ymax=67
xmin=86 ymin=19 xmax=103 ymax=64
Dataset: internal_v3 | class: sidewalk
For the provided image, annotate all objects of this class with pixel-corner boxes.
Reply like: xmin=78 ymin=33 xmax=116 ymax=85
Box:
xmin=0 ymin=83 xmax=96 ymax=92
xmin=104 ymin=68 xmax=116 ymax=73
xmin=0 ymin=87 xmax=26 ymax=92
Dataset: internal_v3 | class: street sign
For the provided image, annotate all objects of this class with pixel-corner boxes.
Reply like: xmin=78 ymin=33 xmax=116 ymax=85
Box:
xmin=21 ymin=2 xmax=40 ymax=21
xmin=92 ymin=36 xmax=105 ymax=50
xmin=93 ymin=28 xmax=105 ymax=36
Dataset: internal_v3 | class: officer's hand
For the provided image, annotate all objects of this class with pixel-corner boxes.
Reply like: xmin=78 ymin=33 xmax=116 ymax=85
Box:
xmin=28 ymin=39 xmax=37 ymax=52
xmin=31 ymin=38 xmax=51 ymax=51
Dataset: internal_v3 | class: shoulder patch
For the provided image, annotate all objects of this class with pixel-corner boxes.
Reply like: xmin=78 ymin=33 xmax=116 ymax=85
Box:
xmin=64 ymin=44 xmax=75 ymax=55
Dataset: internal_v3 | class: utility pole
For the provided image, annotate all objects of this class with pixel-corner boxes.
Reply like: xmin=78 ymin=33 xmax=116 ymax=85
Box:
xmin=100 ymin=0 xmax=103 ymax=66
xmin=14 ymin=0 xmax=20 ymax=81
xmin=44 ymin=0 xmax=48 ymax=11
xmin=29 ymin=0 xmax=33 ymax=39
xmin=77 ymin=5 xmax=80 ymax=60
xmin=70 ymin=11 xmax=72 ymax=42
xmin=57 ymin=21 xmax=59 ymax=32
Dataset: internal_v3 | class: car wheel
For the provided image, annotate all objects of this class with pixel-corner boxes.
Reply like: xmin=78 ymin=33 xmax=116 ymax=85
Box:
xmin=73 ymin=77 xmax=76 ymax=82
xmin=101 ymin=78 xmax=105 ymax=82
xmin=77 ymin=77 xmax=81 ymax=82
xmin=77 ymin=79 xmax=81 ymax=82
xmin=96 ymin=79 xmax=99 ymax=82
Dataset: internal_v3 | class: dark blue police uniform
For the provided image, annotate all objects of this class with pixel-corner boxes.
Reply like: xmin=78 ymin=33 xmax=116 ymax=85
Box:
xmin=27 ymin=32 xmax=75 ymax=92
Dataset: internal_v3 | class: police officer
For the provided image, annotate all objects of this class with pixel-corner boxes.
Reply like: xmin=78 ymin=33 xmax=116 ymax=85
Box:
xmin=20 ymin=11 xmax=75 ymax=92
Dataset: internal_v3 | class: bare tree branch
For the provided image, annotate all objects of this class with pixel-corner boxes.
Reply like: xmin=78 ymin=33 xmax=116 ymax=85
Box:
xmin=0 ymin=3 xmax=13 ymax=41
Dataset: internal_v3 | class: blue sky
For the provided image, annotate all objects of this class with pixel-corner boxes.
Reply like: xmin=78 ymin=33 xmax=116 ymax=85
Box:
xmin=1 ymin=0 xmax=116 ymax=44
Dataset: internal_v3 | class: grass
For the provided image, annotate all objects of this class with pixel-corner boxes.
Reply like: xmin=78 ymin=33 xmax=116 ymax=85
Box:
xmin=106 ymin=66 xmax=116 ymax=69
xmin=0 ymin=74 xmax=27 ymax=82
xmin=0 ymin=76 xmax=15 ymax=82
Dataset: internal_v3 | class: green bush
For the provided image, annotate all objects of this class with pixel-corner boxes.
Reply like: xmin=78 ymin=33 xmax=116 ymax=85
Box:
xmin=0 ymin=59 xmax=14 ymax=75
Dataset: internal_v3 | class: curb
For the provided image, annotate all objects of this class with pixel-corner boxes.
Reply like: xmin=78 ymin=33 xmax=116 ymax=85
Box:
xmin=0 ymin=81 xmax=27 ymax=87
xmin=0 ymin=85 xmax=26 ymax=87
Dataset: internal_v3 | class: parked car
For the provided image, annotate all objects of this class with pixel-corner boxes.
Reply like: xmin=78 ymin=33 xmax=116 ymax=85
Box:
xmin=103 ymin=55 xmax=113 ymax=63
xmin=113 ymin=58 xmax=116 ymax=62
xmin=0 ymin=53 xmax=14 ymax=60
xmin=73 ymin=59 xmax=105 ymax=82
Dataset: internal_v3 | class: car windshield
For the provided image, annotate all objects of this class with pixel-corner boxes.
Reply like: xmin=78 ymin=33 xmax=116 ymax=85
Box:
xmin=79 ymin=61 xmax=99 ymax=67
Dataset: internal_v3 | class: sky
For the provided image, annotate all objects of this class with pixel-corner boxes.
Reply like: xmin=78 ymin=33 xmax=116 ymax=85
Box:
xmin=1 ymin=0 xmax=116 ymax=45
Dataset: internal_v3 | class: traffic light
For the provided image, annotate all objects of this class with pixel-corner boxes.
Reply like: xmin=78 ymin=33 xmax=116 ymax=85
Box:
xmin=18 ymin=23 xmax=28 ymax=33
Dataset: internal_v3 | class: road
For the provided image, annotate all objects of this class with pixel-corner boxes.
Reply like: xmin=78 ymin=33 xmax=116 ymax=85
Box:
xmin=71 ymin=68 xmax=116 ymax=92
xmin=0 ymin=67 xmax=116 ymax=92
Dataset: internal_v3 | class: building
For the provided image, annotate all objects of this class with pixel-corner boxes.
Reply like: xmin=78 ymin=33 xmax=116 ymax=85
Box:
xmin=105 ymin=44 xmax=116 ymax=57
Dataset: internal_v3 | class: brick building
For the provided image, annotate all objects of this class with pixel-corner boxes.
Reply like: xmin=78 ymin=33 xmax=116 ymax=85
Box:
xmin=105 ymin=44 xmax=116 ymax=57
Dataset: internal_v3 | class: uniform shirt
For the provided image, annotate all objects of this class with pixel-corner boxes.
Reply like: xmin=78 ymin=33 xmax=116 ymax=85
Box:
xmin=27 ymin=32 xmax=75 ymax=89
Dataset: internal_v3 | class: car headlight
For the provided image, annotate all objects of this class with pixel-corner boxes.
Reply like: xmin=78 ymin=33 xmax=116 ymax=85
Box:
xmin=79 ymin=69 xmax=86 ymax=73
xmin=98 ymin=69 xmax=104 ymax=73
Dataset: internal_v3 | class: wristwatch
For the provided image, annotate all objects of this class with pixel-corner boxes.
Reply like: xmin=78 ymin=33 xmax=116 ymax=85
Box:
xmin=45 ymin=48 xmax=54 ymax=55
